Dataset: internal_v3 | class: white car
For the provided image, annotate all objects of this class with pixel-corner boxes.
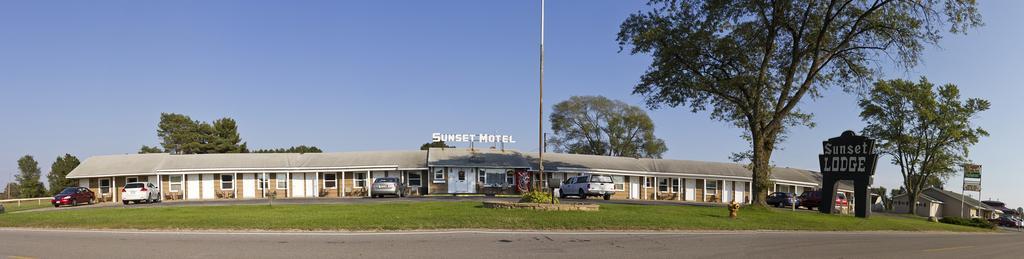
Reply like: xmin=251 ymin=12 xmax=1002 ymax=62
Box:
xmin=121 ymin=182 xmax=161 ymax=205
xmin=559 ymin=175 xmax=615 ymax=200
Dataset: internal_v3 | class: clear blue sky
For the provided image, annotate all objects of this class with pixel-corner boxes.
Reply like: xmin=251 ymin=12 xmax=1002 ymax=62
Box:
xmin=1 ymin=1 xmax=1020 ymax=207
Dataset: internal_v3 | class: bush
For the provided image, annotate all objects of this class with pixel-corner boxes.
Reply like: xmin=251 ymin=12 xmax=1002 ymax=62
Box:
xmin=938 ymin=216 xmax=995 ymax=229
xmin=519 ymin=191 xmax=557 ymax=204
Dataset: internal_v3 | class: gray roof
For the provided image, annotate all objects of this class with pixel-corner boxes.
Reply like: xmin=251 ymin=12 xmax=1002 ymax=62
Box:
xmin=923 ymin=187 xmax=995 ymax=211
xmin=66 ymin=153 xmax=169 ymax=178
xmin=67 ymin=151 xmax=428 ymax=178
xmin=525 ymin=152 xmax=832 ymax=187
xmin=426 ymin=148 xmax=531 ymax=168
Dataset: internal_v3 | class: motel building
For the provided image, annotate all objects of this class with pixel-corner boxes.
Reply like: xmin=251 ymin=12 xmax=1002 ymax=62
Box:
xmin=66 ymin=147 xmax=852 ymax=204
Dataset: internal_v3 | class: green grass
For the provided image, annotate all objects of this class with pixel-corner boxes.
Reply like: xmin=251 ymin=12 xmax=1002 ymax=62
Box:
xmin=0 ymin=201 xmax=985 ymax=232
xmin=1 ymin=201 xmax=53 ymax=213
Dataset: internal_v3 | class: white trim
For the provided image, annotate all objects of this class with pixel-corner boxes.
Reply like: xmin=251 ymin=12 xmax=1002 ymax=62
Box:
xmin=353 ymin=172 xmax=366 ymax=188
xmin=323 ymin=172 xmax=338 ymax=189
xmin=168 ymin=175 xmax=183 ymax=193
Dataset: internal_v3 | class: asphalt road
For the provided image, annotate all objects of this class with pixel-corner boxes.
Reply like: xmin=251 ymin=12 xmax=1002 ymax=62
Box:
xmin=0 ymin=228 xmax=1021 ymax=259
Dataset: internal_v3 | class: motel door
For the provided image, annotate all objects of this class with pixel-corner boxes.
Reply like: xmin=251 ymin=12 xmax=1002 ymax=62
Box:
xmin=629 ymin=177 xmax=640 ymax=199
xmin=201 ymin=174 xmax=215 ymax=199
xmin=242 ymin=174 xmax=257 ymax=198
xmin=186 ymin=174 xmax=201 ymax=200
xmin=447 ymin=168 xmax=475 ymax=193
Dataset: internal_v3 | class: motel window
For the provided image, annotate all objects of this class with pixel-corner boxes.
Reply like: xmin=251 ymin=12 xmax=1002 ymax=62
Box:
xmin=433 ymin=169 xmax=445 ymax=183
xmin=672 ymin=178 xmax=680 ymax=193
xmin=168 ymin=176 xmax=182 ymax=192
xmin=408 ymin=172 xmax=421 ymax=187
xmin=277 ymin=174 xmax=288 ymax=189
xmin=354 ymin=173 xmax=366 ymax=188
xmin=220 ymin=174 xmax=234 ymax=190
xmin=458 ymin=171 xmax=466 ymax=181
xmin=643 ymin=177 xmax=652 ymax=188
xmin=126 ymin=177 xmax=138 ymax=183
xmin=658 ymin=178 xmax=670 ymax=192
xmin=506 ymin=170 xmax=515 ymax=186
xmin=324 ymin=173 xmax=337 ymax=189
xmin=257 ymin=174 xmax=268 ymax=190
xmin=612 ymin=176 xmax=625 ymax=191
xmin=100 ymin=179 xmax=111 ymax=194
xmin=483 ymin=169 xmax=506 ymax=187
xmin=706 ymin=181 xmax=718 ymax=193
xmin=479 ymin=169 xmax=487 ymax=183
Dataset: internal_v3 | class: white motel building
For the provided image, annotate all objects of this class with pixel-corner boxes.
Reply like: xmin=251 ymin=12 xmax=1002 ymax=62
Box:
xmin=66 ymin=147 xmax=851 ymax=204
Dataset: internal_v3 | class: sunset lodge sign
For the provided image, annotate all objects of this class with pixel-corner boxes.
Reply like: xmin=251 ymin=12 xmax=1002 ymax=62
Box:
xmin=817 ymin=130 xmax=878 ymax=218
xmin=819 ymin=131 xmax=878 ymax=175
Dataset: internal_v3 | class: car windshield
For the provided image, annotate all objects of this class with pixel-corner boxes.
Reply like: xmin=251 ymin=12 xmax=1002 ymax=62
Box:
xmin=590 ymin=176 xmax=613 ymax=183
xmin=375 ymin=178 xmax=398 ymax=183
xmin=125 ymin=183 xmax=144 ymax=189
xmin=58 ymin=188 xmax=77 ymax=195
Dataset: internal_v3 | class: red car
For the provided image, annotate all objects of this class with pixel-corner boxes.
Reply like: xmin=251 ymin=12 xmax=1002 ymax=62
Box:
xmin=51 ymin=187 xmax=95 ymax=207
xmin=797 ymin=191 xmax=848 ymax=210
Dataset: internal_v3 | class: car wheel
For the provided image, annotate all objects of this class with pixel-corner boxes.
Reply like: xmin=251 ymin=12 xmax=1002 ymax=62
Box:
xmin=559 ymin=191 xmax=566 ymax=199
xmin=72 ymin=200 xmax=79 ymax=206
xmin=579 ymin=189 xmax=587 ymax=199
xmin=53 ymin=204 xmax=59 ymax=208
xmin=88 ymin=199 xmax=94 ymax=205
xmin=122 ymin=201 xmax=129 ymax=205
xmin=603 ymin=194 xmax=611 ymax=200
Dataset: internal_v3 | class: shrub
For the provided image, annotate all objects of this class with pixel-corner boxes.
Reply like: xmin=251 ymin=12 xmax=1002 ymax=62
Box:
xmin=519 ymin=191 xmax=557 ymax=204
xmin=938 ymin=216 xmax=995 ymax=229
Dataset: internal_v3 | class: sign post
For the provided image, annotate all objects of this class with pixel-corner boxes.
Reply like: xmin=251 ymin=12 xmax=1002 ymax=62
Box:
xmin=961 ymin=164 xmax=982 ymax=218
xmin=817 ymin=130 xmax=879 ymax=218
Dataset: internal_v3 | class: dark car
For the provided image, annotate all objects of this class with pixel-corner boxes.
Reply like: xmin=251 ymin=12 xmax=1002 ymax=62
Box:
xmin=797 ymin=191 xmax=848 ymax=211
xmin=51 ymin=187 xmax=95 ymax=207
xmin=990 ymin=216 xmax=1021 ymax=228
xmin=766 ymin=192 xmax=798 ymax=207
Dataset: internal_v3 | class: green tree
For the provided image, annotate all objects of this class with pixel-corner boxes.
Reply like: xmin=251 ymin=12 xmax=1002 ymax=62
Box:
xmin=859 ymin=78 xmax=989 ymax=215
xmin=47 ymin=154 xmax=80 ymax=195
xmin=155 ymin=113 xmax=247 ymax=154
xmin=420 ymin=141 xmax=454 ymax=150
xmin=548 ymin=96 xmax=668 ymax=158
xmin=252 ymin=145 xmax=323 ymax=153
xmin=15 ymin=155 xmax=46 ymax=198
xmin=138 ymin=145 xmax=164 ymax=154
xmin=617 ymin=0 xmax=981 ymax=206
xmin=2 ymin=182 xmax=18 ymax=199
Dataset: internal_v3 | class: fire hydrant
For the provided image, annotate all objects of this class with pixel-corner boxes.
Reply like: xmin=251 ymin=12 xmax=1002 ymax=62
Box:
xmin=728 ymin=201 xmax=741 ymax=219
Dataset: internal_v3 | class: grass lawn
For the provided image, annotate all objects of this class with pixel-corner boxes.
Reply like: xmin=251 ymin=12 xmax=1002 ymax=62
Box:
xmin=0 ymin=201 xmax=985 ymax=232
xmin=1 ymin=201 xmax=53 ymax=213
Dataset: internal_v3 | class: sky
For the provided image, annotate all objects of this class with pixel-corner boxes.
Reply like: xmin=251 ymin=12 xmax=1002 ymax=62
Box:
xmin=0 ymin=1 xmax=1021 ymax=207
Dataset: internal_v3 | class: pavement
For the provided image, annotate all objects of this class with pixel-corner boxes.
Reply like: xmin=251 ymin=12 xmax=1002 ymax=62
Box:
xmin=0 ymin=228 xmax=1021 ymax=259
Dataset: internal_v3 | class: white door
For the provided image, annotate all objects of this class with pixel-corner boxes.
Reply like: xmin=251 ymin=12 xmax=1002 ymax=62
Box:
xmin=685 ymin=179 xmax=696 ymax=201
xmin=242 ymin=173 xmax=256 ymax=198
xmin=305 ymin=173 xmax=316 ymax=197
xmin=201 ymin=174 xmax=215 ymax=199
xmin=629 ymin=177 xmax=640 ymax=199
xmin=735 ymin=182 xmax=746 ymax=204
xmin=186 ymin=174 xmax=201 ymax=200
xmin=722 ymin=181 xmax=733 ymax=203
xmin=447 ymin=168 xmax=475 ymax=193
xmin=291 ymin=173 xmax=306 ymax=197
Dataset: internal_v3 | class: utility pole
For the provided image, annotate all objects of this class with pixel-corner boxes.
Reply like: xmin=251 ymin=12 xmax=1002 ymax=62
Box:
xmin=539 ymin=0 xmax=546 ymax=196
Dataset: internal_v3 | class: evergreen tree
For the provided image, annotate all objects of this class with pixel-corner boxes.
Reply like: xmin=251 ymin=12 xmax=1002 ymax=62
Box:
xmin=15 ymin=155 xmax=46 ymax=198
xmin=47 ymin=154 xmax=81 ymax=195
xmin=420 ymin=141 xmax=454 ymax=150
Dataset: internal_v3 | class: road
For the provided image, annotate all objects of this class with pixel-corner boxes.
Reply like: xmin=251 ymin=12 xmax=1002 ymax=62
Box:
xmin=0 ymin=228 xmax=1021 ymax=259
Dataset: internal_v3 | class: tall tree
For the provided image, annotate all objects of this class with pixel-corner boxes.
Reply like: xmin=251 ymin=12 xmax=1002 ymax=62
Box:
xmin=138 ymin=145 xmax=164 ymax=154
xmin=15 ymin=155 xmax=46 ymax=198
xmin=47 ymin=154 xmax=80 ymax=195
xmin=859 ymin=78 xmax=989 ymax=215
xmin=252 ymin=145 xmax=323 ymax=153
xmin=420 ymin=141 xmax=454 ymax=150
xmin=155 ymin=113 xmax=248 ymax=154
xmin=548 ymin=96 xmax=668 ymax=158
xmin=617 ymin=0 xmax=981 ymax=206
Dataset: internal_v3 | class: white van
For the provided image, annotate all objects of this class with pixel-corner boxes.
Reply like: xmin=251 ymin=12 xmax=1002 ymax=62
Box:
xmin=559 ymin=175 xmax=615 ymax=200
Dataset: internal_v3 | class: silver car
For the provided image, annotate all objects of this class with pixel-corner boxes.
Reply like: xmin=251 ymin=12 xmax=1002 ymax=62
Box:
xmin=371 ymin=177 xmax=406 ymax=198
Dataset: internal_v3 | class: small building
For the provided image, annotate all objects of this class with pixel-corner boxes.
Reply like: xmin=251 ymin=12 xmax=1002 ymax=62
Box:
xmin=892 ymin=187 xmax=998 ymax=219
